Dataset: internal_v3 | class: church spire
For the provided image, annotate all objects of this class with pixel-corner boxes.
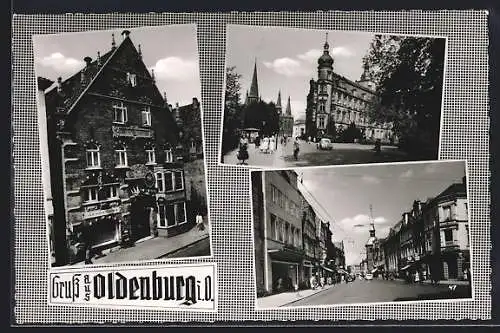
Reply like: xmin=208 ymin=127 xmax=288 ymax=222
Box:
xmin=248 ymin=58 xmax=259 ymax=104
xmin=369 ymin=204 xmax=376 ymax=238
xmin=285 ymin=96 xmax=292 ymax=116
xmin=276 ymin=90 xmax=282 ymax=114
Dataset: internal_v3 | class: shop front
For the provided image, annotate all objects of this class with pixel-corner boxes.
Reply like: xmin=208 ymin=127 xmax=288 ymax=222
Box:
xmin=268 ymin=246 xmax=305 ymax=293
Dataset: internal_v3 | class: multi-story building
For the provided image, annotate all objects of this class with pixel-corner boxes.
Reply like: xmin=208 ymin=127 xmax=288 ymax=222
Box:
xmin=302 ymin=204 xmax=319 ymax=282
xmin=382 ymin=221 xmax=402 ymax=275
xmin=365 ymin=224 xmax=378 ymax=272
xmin=171 ymin=97 xmax=204 ymax=161
xmin=333 ymin=241 xmax=346 ymax=269
xmin=305 ymin=34 xmax=394 ymax=144
xmin=252 ymin=170 xmax=306 ymax=294
xmin=43 ymin=30 xmax=192 ymax=266
xmin=423 ymin=179 xmax=469 ymax=280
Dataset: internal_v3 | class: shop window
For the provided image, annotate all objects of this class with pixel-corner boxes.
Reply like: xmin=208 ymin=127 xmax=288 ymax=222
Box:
xmin=158 ymin=204 xmax=186 ymax=228
xmin=113 ymin=102 xmax=128 ymax=124
xmin=86 ymin=144 xmax=100 ymax=168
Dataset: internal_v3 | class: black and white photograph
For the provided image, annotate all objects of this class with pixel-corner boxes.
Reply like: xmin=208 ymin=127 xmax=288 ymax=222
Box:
xmin=221 ymin=25 xmax=447 ymax=168
xmin=251 ymin=160 xmax=472 ymax=308
xmin=33 ymin=24 xmax=212 ymax=268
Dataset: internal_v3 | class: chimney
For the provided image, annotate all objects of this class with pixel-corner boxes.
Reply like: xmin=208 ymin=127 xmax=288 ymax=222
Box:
xmin=151 ymin=69 xmax=155 ymax=82
xmin=138 ymin=44 xmax=142 ymax=58
xmin=192 ymin=97 xmax=199 ymax=109
xmin=96 ymin=51 xmax=101 ymax=66
xmin=111 ymin=33 xmax=116 ymax=50
xmin=121 ymin=30 xmax=131 ymax=40
xmin=163 ymin=92 xmax=168 ymax=105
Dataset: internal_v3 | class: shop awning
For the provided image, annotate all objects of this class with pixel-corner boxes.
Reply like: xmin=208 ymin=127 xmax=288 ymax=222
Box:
xmin=320 ymin=265 xmax=334 ymax=273
xmin=400 ymin=264 xmax=411 ymax=271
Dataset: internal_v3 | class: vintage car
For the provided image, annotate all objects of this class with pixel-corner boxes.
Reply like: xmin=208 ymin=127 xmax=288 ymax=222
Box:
xmin=317 ymin=138 xmax=333 ymax=150
xmin=364 ymin=273 xmax=374 ymax=280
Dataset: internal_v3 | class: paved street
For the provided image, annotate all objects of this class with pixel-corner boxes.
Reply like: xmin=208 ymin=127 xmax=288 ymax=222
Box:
xmin=287 ymin=278 xmax=471 ymax=307
xmin=223 ymin=139 xmax=412 ymax=167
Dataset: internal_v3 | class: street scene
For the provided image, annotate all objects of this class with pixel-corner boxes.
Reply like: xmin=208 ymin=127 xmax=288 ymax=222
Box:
xmin=221 ymin=25 xmax=445 ymax=167
xmin=33 ymin=25 xmax=211 ymax=267
xmin=251 ymin=161 xmax=472 ymax=308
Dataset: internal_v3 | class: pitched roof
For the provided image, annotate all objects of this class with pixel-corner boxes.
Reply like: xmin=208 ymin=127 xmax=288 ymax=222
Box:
xmin=435 ymin=183 xmax=466 ymax=201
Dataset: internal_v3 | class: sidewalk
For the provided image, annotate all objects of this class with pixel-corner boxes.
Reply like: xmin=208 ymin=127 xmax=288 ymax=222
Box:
xmin=392 ymin=278 xmax=470 ymax=286
xmin=257 ymin=284 xmax=335 ymax=308
xmin=73 ymin=222 xmax=210 ymax=266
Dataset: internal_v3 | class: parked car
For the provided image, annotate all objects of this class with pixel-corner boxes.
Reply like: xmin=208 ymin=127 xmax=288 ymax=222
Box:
xmin=317 ymin=138 xmax=333 ymax=150
xmin=364 ymin=273 xmax=373 ymax=280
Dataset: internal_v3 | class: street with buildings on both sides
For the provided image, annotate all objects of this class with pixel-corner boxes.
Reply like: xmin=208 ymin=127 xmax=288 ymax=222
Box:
xmin=258 ymin=278 xmax=471 ymax=308
xmin=224 ymin=138 xmax=410 ymax=167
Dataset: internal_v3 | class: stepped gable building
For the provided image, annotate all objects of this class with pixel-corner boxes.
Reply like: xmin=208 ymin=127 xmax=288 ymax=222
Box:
xmin=42 ymin=30 xmax=193 ymax=266
xmin=171 ymin=97 xmax=204 ymax=160
xmin=305 ymin=33 xmax=394 ymax=144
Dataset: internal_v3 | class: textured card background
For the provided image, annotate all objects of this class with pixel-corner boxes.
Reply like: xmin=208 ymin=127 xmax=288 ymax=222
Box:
xmin=12 ymin=11 xmax=490 ymax=323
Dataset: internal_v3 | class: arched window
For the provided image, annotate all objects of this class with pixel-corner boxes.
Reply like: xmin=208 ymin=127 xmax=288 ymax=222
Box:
xmin=86 ymin=143 xmax=101 ymax=168
xmin=115 ymin=144 xmax=128 ymax=167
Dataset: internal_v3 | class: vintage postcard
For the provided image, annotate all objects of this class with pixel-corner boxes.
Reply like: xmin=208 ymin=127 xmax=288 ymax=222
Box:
xmin=220 ymin=25 xmax=447 ymax=168
xmin=251 ymin=160 xmax=472 ymax=308
xmin=33 ymin=24 xmax=215 ymax=309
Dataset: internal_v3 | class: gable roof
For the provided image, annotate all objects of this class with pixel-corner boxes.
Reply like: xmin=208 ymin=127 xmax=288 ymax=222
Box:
xmin=45 ymin=34 xmax=159 ymax=116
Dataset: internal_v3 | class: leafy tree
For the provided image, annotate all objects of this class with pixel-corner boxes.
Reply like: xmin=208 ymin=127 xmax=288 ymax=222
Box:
xmin=243 ymin=101 xmax=280 ymax=136
xmin=362 ymin=35 xmax=445 ymax=158
xmin=222 ymin=66 xmax=244 ymax=156
xmin=338 ymin=122 xmax=362 ymax=143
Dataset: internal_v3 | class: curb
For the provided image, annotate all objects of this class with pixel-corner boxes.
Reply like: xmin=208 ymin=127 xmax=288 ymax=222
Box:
xmin=156 ymin=234 xmax=210 ymax=259
xmin=279 ymin=285 xmax=335 ymax=307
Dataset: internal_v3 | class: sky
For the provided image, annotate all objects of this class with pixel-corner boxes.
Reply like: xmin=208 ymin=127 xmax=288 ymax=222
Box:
xmin=296 ymin=160 xmax=467 ymax=266
xmin=226 ymin=25 xmax=375 ymax=120
xmin=32 ymin=24 xmax=201 ymax=107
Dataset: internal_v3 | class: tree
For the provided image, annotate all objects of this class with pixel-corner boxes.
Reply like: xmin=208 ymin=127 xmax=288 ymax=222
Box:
xmin=222 ymin=66 xmax=244 ymax=156
xmin=362 ymin=35 xmax=445 ymax=158
xmin=243 ymin=101 xmax=280 ymax=136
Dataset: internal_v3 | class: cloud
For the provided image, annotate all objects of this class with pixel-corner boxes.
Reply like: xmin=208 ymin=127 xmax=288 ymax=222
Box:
xmin=263 ymin=58 xmax=309 ymax=77
xmin=361 ymin=175 xmax=381 ymax=184
xmin=399 ymin=169 xmax=414 ymax=179
xmin=297 ymin=46 xmax=354 ymax=63
xmin=297 ymin=49 xmax=323 ymax=63
xmin=150 ymin=57 xmax=198 ymax=82
xmin=38 ymin=52 xmax=84 ymax=74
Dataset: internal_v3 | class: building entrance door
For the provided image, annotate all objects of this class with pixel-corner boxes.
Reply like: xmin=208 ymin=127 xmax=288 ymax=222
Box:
xmin=130 ymin=197 xmax=151 ymax=242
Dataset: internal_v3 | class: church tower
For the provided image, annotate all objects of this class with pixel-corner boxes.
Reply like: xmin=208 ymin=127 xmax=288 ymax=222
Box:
xmin=247 ymin=59 xmax=260 ymax=105
xmin=276 ymin=90 xmax=282 ymax=114
xmin=285 ymin=96 xmax=292 ymax=116
xmin=317 ymin=33 xmax=334 ymax=81
xmin=365 ymin=205 xmax=378 ymax=272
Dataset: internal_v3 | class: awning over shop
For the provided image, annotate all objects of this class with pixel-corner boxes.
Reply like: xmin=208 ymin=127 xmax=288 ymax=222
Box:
xmin=268 ymin=248 xmax=304 ymax=263
xmin=320 ymin=265 xmax=334 ymax=273
xmin=400 ymin=264 xmax=411 ymax=271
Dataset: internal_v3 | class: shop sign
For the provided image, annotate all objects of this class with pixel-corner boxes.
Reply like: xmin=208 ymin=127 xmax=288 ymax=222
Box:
xmin=112 ymin=126 xmax=153 ymax=139
xmin=83 ymin=206 xmax=120 ymax=219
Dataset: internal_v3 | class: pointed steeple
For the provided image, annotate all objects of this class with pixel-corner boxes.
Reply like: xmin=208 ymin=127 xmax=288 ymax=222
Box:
xmin=276 ymin=90 xmax=282 ymax=114
xmin=247 ymin=58 xmax=259 ymax=104
xmin=285 ymin=96 xmax=292 ymax=116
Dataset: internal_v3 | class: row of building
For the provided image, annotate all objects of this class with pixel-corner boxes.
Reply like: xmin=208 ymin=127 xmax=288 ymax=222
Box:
xmin=362 ymin=178 xmax=470 ymax=281
xmin=39 ymin=30 xmax=205 ymax=266
xmin=252 ymin=170 xmax=346 ymax=296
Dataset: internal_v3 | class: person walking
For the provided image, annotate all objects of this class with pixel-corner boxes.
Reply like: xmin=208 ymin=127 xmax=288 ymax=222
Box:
xmin=81 ymin=221 xmax=93 ymax=264
xmin=237 ymin=134 xmax=249 ymax=165
xmin=293 ymin=137 xmax=300 ymax=160
xmin=196 ymin=211 xmax=205 ymax=231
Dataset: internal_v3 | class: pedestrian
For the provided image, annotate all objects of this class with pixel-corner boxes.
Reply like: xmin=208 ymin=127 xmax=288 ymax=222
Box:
xmin=269 ymin=136 xmax=276 ymax=154
xmin=237 ymin=134 xmax=249 ymax=165
xmin=293 ymin=137 xmax=300 ymax=160
xmin=196 ymin=211 xmax=205 ymax=231
xmin=373 ymin=139 xmax=381 ymax=156
xmin=415 ymin=271 xmax=421 ymax=284
xmin=81 ymin=221 xmax=93 ymax=264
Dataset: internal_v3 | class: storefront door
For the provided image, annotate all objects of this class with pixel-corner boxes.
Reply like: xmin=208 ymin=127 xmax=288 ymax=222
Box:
xmin=130 ymin=199 xmax=151 ymax=242
xmin=91 ymin=217 xmax=117 ymax=247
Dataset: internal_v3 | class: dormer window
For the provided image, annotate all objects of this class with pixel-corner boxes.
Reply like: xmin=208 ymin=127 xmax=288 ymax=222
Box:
xmin=127 ymin=72 xmax=137 ymax=87
xmin=142 ymin=107 xmax=152 ymax=127
xmin=113 ymin=102 xmax=128 ymax=124
xmin=86 ymin=143 xmax=101 ymax=168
